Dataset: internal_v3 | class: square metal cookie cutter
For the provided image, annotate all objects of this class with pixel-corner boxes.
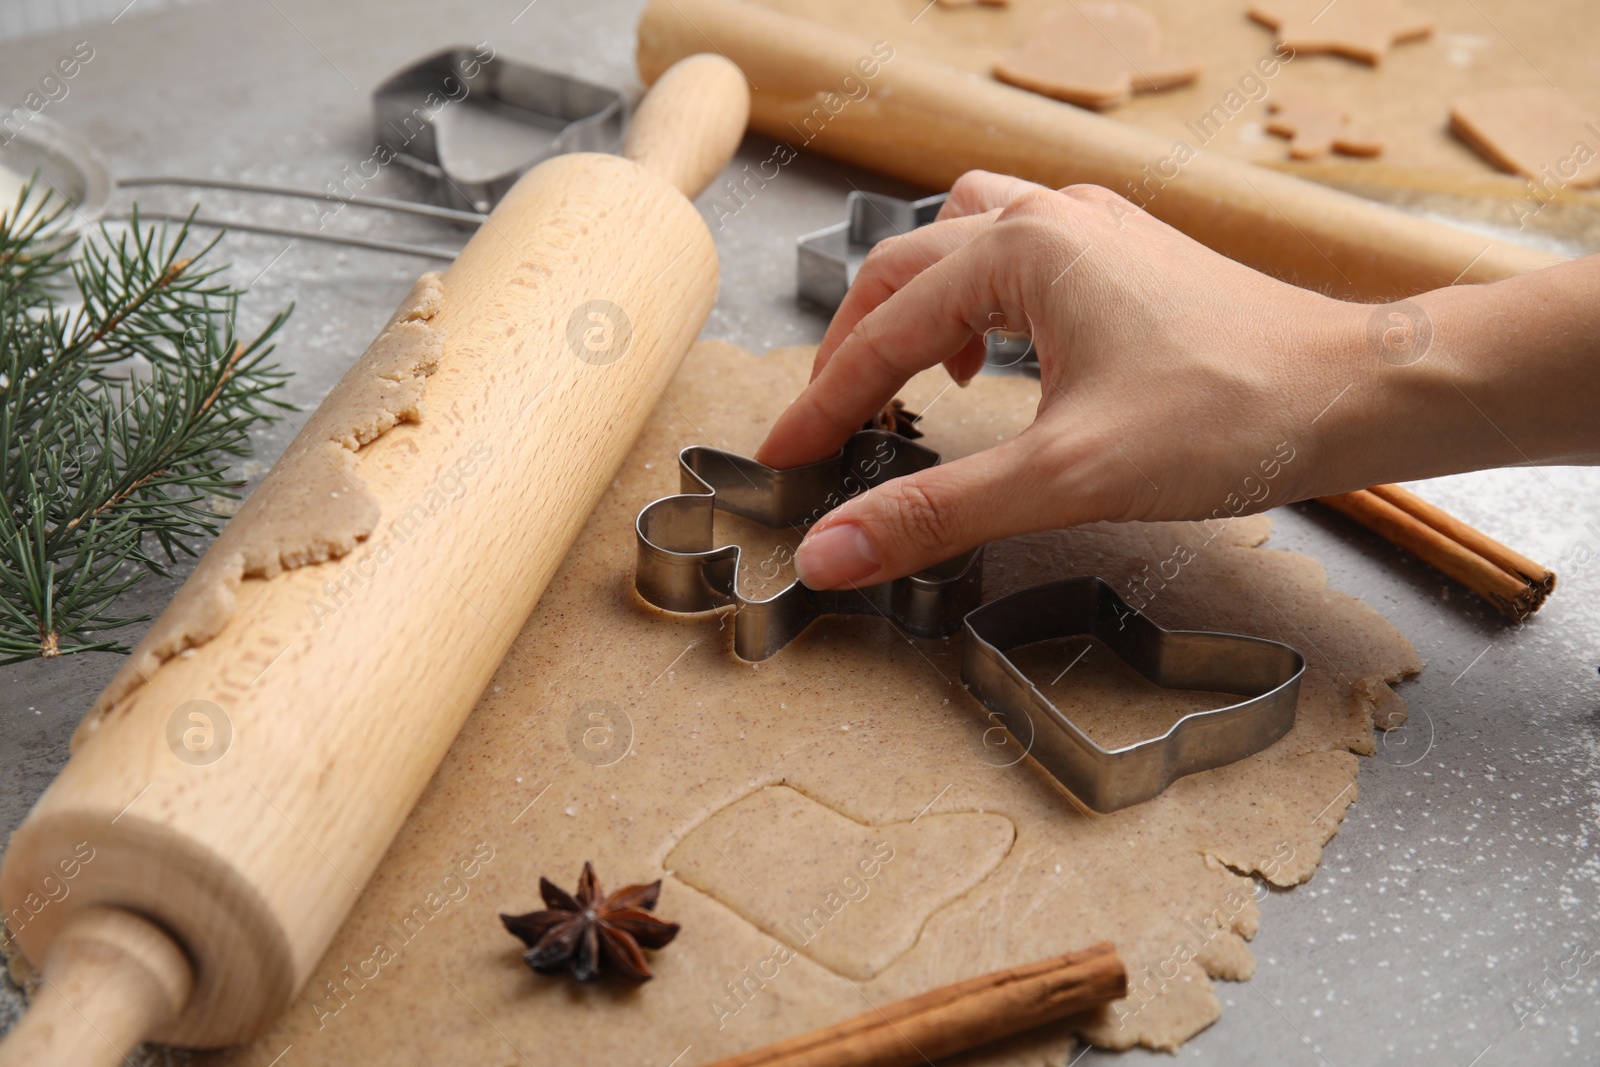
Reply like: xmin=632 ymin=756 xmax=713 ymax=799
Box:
xmin=964 ymin=578 xmax=1305 ymax=812
xmin=633 ymin=436 xmax=1303 ymax=812
xmin=634 ymin=429 xmax=983 ymax=662
xmin=373 ymin=47 xmax=625 ymax=214
xmin=797 ymin=190 xmax=1035 ymax=366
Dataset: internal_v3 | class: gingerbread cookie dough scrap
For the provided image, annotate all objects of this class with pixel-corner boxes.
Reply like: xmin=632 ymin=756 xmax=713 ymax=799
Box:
xmin=1451 ymin=85 xmax=1600 ymax=190
xmin=1268 ymin=92 xmax=1385 ymax=159
xmin=1249 ymin=0 xmax=1434 ymax=65
xmin=994 ymin=2 xmax=1200 ymax=110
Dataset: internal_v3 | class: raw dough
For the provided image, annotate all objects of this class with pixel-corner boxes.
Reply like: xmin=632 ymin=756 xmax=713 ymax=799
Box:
xmin=1267 ymin=92 xmax=1384 ymax=159
xmin=1450 ymin=86 xmax=1600 ymax=189
xmin=80 ymin=273 xmax=446 ymax=737
xmin=203 ymin=341 xmax=1419 ymax=1065
xmin=667 ymin=785 xmax=1014 ymax=981
xmin=994 ymin=3 xmax=1199 ymax=109
xmin=1248 ymin=0 xmax=1433 ymax=65
xmin=1003 ymin=635 xmax=1241 ymax=750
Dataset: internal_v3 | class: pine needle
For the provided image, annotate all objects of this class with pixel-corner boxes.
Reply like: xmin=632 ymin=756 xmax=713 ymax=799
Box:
xmin=0 ymin=179 xmax=294 ymax=664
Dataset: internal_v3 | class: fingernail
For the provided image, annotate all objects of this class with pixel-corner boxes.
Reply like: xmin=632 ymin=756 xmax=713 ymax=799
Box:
xmin=795 ymin=522 xmax=881 ymax=589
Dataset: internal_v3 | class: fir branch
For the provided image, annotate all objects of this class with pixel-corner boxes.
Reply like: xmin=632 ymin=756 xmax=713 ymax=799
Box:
xmin=1 ymin=185 xmax=294 ymax=664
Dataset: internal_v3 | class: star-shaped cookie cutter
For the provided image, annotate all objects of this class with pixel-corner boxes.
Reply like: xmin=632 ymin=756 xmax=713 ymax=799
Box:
xmin=796 ymin=190 xmax=949 ymax=311
xmin=797 ymin=190 xmax=1035 ymax=366
xmin=634 ymin=430 xmax=983 ymax=661
xmin=962 ymin=578 xmax=1305 ymax=812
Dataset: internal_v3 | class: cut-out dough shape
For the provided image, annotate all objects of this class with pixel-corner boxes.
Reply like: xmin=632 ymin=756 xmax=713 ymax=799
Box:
xmin=937 ymin=0 xmax=1008 ymax=7
xmin=994 ymin=3 xmax=1200 ymax=110
xmin=1248 ymin=0 xmax=1433 ymax=65
xmin=666 ymin=785 xmax=1014 ymax=980
xmin=1450 ymin=86 xmax=1600 ymax=189
xmin=1267 ymin=93 xmax=1384 ymax=160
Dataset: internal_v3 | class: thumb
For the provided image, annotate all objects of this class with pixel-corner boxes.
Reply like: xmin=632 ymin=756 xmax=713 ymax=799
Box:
xmin=794 ymin=438 xmax=1052 ymax=589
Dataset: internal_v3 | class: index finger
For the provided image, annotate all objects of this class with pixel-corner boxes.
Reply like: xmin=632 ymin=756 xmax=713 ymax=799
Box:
xmin=812 ymin=209 xmax=997 ymax=383
xmin=757 ymin=228 xmax=1016 ymax=470
xmin=936 ymin=170 xmax=1050 ymax=221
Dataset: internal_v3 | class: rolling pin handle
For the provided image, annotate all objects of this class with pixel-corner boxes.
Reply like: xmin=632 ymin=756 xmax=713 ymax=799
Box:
xmin=623 ymin=53 xmax=751 ymax=199
xmin=0 ymin=907 xmax=192 ymax=1067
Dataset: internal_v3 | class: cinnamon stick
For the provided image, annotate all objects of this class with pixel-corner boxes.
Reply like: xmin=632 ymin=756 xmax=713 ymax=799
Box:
xmin=1366 ymin=484 xmax=1556 ymax=594
xmin=1316 ymin=486 xmax=1555 ymax=620
xmin=700 ymin=943 xmax=1126 ymax=1067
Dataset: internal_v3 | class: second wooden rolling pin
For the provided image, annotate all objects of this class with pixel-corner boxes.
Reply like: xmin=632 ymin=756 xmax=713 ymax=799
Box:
xmin=636 ymin=0 xmax=1563 ymax=299
xmin=0 ymin=55 xmax=749 ymax=1064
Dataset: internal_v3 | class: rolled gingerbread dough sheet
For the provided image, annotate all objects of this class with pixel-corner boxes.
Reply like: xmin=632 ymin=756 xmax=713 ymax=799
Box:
xmin=203 ymin=341 xmax=1419 ymax=1065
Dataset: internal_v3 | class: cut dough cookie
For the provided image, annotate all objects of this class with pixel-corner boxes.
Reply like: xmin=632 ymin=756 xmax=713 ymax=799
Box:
xmin=666 ymin=785 xmax=1014 ymax=981
xmin=994 ymin=3 xmax=1200 ymax=110
xmin=1267 ymin=92 xmax=1385 ymax=159
xmin=1450 ymin=86 xmax=1600 ymax=189
xmin=1248 ymin=0 xmax=1434 ymax=65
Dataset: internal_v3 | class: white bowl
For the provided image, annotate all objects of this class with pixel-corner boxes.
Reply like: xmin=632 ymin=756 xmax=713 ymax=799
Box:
xmin=0 ymin=112 xmax=112 ymax=240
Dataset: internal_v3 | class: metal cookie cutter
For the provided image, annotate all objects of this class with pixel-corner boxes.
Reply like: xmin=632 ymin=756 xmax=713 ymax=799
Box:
xmin=373 ymin=47 xmax=625 ymax=214
xmin=634 ymin=430 xmax=982 ymax=661
xmin=797 ymin=190 xmax=1035 ymax=366
xmin=962 ymin=578 xmax=1305 ymax=813
xmin=797 ymin=190 xmax=948 ymax=311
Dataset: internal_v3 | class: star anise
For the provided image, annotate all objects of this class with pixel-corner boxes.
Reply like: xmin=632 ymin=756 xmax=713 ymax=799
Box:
xmin=500 ymin=862 xmax=680 ymax=982
xmin=862 ymin=397 xmax=924 ymax=439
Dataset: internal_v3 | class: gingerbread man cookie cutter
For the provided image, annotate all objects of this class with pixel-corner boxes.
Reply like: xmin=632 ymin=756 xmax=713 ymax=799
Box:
xmin=634 ymin=430 xmax=983 ymax=662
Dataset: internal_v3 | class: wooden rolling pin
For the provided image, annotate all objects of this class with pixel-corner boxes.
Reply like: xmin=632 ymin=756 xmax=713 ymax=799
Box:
xmin=0 ymin=55 xmax=749 ymax=1064
xmin=636 ymin=0 xmax=1565 ymax=299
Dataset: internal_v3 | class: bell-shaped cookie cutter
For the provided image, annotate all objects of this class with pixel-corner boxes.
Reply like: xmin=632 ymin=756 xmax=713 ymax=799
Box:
xmin=962 ymin=578 xmax=1305 ymax=813
xmin=634 ymin=430 xmax=983 ymax=661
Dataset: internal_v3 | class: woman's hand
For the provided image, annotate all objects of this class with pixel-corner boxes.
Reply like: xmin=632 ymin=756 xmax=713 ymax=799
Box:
xmin=758 ymin=171 xmax=1371 ymax=590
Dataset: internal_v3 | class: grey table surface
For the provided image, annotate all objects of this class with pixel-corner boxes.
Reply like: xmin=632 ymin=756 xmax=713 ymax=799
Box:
xmin=0 ymin=1 xmax=1597 ymax=1064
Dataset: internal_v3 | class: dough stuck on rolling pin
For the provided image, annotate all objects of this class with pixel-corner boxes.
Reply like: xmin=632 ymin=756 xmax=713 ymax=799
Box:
xmin=80 ymin=272 xmax=446 ymax=738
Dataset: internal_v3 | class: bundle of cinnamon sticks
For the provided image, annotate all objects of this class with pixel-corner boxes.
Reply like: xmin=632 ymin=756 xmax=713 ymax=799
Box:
xmin=702 ymin=943 xmax=1126 ymax=1067
xmin=1317 ymin=483 xmax=1555 ymax=620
